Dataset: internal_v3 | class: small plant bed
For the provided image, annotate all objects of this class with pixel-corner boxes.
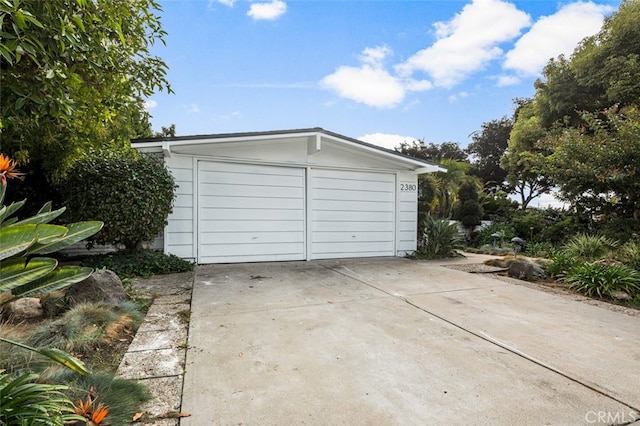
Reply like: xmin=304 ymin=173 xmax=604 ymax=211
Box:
xmin=80 ymin=248 xmax=195 ymax=279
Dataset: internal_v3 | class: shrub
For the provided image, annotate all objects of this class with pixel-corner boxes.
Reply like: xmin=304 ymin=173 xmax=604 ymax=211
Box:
xmin=525 ymin=241 xmax=555 ymax=258
xmin=415 ymin=215 xmax=459 ymax=259
xmin=562 ymin=234 xmax=618 ymax=261
xmin=469 ymin=220 xmax=516 ymax=248
xmin=619 ymin=241 xmax=640 ymax=271
xmin=563 ymin=263 xmax=640 ymax=299
xmin=57 ymin=149 xmax=176 ymax=250
xmin=546 ymin=252 xmax=581 ymax=278
xmin=82 ymin=249 xmax=195 ymax=278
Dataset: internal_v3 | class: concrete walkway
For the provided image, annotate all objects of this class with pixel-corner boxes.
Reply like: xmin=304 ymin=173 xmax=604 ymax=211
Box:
xmin=180 ymin=256 xmax=640 ymax=425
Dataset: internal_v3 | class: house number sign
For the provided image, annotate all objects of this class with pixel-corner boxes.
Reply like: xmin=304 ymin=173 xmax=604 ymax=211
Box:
xmin=400 ymin=183 xmax=417 ymax=192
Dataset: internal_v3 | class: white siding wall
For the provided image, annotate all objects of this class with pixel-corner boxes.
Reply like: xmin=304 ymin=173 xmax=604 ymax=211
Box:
xmin=396 ymin=173 xmax=419 ymax=256
xmin=165 ymin=156 xmax=195 ymax=259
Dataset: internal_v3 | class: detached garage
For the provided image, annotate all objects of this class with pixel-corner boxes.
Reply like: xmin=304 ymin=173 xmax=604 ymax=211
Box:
xmin=133 ymin=128 xmax=444 ymax=264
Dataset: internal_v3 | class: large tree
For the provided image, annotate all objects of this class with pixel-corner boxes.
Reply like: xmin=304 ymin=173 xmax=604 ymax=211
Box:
xmin=396 ymin=140 xmax=468 ymax=163
xmin=501 ymin=101 xmax=553 ymax=209
xmin=466 ymin=117 xmax=511 ymax=193
xmin=532 ymin=0 xmax=639 ymax=129
xmin=0 ymin=0 xmax=171 ymax=177
xmin=541 ymin=107 xmax=640 ymax=223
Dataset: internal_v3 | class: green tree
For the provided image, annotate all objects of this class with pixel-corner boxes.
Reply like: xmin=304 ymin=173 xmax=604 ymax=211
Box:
xmin=502 ymin=101 xmax=553 ymax=209
xmin=467 ymin=117 xmax=512 ymax=193
xmin=453 ymin=179 xmax=484 ymax=237
xmin=0 ymin=0 xmax=171 ymax=177
xmin=396 ymin=140 xmax=468 ymax=162
xmin=56 ymin=149 xmax=176 ymax=250
xmin=541 ymin=107 xmax=640 ymax=224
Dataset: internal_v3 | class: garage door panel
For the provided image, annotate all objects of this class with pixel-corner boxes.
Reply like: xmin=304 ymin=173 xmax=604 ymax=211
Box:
xmin=312 ymin=231 xmax=393 ymax=243
xmin=200 ymin=242 xmax=304 ymax=258
xmin=310 ymin=170 xmax=395 ymax=259
xmin=200 ymin=231 xmax=304 ymax=245
xmin=199 ymin=170 xmax=303 ymax=187
xmin=314 ymin=177 xmax=394 ymax=192
xmin=312 ymin=221 xmax=395 ymax=232
xmin=312 ymin=199 xmax=393 ymax=212
xmin=313 ymin=210 xmax=394 ymax=222
xmin=200 ymin=182 xmax=304 ymax=199
xmin=312 ymin=241 xmax=394 ymax=256
xmin=200 ymin=207 xmax=303 ymax=221
xmin=313 ymin=189 xmax=393 ymax=202
xmin=200 ymin=219 xmax=304 ymax=233
xmin=198 ymin=161 xmax=305 ymax=263
xmin=200 ymin=196 xmax=303 ymax=210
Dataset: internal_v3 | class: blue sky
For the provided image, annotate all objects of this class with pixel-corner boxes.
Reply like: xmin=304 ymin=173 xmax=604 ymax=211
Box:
xmin=146 ymin=0 xmax=620 ymax=150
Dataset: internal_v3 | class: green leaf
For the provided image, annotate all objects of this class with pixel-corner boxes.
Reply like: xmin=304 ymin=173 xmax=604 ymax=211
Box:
xmin=27 ymin=221 xmax=103 ymax=255
xmin=0 ymin=224 xmax=37 ymax=260
xmin=36 ymin=224 xmax=67 ymax=244
xmin=0 ymin=199 xmax=26 ymax=224
xmin=37 ymin=347 xmax=90 ymax=375
xmin=12 ymin=206 xmax=65 ymax=225
xmin=10 ymin=265 xmax=94 ymax=299
xmin=0 ymin=257 xmax=57 ymax=294
xmin=0 ymin=338 xmax=90 ymax=375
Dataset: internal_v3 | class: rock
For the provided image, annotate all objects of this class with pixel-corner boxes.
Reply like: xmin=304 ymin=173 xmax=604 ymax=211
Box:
xmin=66 ymin=269 xmax=126 ymax=307
xmin=508 ymin=260 xmax=534 ymax=280
xmin=611 ymin=291 xmax=632 ymax=301
xmin=2 ymin=297 xmax=43 ymax=320
xmin=507 ymin=260 xmax=547 ymax=281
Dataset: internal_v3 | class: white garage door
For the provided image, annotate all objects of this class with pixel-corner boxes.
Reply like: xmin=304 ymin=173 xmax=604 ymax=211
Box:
xmin=198 ymin=161 xmax=305 ymax=263
xmin=310 ymin=169 xmax=395 ymax=259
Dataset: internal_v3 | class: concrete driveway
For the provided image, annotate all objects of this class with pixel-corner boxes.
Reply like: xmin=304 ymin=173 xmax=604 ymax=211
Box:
xmin=181 ymin=256 xmax=640 ymax=426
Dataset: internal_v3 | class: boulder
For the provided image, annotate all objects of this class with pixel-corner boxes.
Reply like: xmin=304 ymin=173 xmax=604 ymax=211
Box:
xmin=508 ymin=260 xmax=547 ymax=281
xmin=66 ymin=269 xmax=126 ymax=307
xmin=2 ymin=297 xmax=43 ymax=320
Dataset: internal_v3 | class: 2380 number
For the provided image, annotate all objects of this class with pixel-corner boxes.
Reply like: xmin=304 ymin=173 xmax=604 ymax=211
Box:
xmin=400 ymin=183 xmax=417 ymax=192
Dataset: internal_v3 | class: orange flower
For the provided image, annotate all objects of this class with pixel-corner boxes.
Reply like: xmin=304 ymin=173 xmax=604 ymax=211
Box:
xmin=0 ymin=154 xmax=25 ymax=185
xmin=90 ymin=403 xmax=110 ymax=424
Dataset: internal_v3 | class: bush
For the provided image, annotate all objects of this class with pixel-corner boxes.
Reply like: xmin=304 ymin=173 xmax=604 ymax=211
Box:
xmin=619 ymin=241 xmax=640 ymax=271
xmin=546 ymin=252 xmax=581 ymax=278
xmin=563 ymin=263 xmax=640 ymax=299
xmin=82 ymin=249 xmax=195 ymax=278
xmin=415 ymin=215 xmax=459 ymax=259
xmin=562 ymin=234 xmax=618 ymax=261
xmin=525 ymin=241 xmax=555 ymax=258
xmin=57 ymin=149 xmax=176 ymax=250
xmin=469 ymin=220 xmax=516 ymax=248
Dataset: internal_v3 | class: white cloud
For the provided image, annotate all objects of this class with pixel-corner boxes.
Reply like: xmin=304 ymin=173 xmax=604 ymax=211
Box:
xmin=184 ymin=103 xmax=200 ymax=113
xmin=359 ymin=45 xmax=392 ymax=66
xmin=321 ymin=66 xmax=405 ymax=108
xmin=395 ymin=0 xmax=531 ymax=88
xmin=143 ymin=100 xmax=157 ymax=111
xmin=496 ymin=75 xmax=521 ymax=86
xmin=247 ymin=0 xmax=287 ymax=21
xmin=359 ymin=133 xmax=417 ymax=150
xmin=503 ymin=2 xmax=613 ymax=76
xmin=448 ymin=91 xmax=471 ymax=103
xmin=321 ymin=45 xmax=431 ymax=108
xmin=211 ymin=0 xmax=236 ymax=7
